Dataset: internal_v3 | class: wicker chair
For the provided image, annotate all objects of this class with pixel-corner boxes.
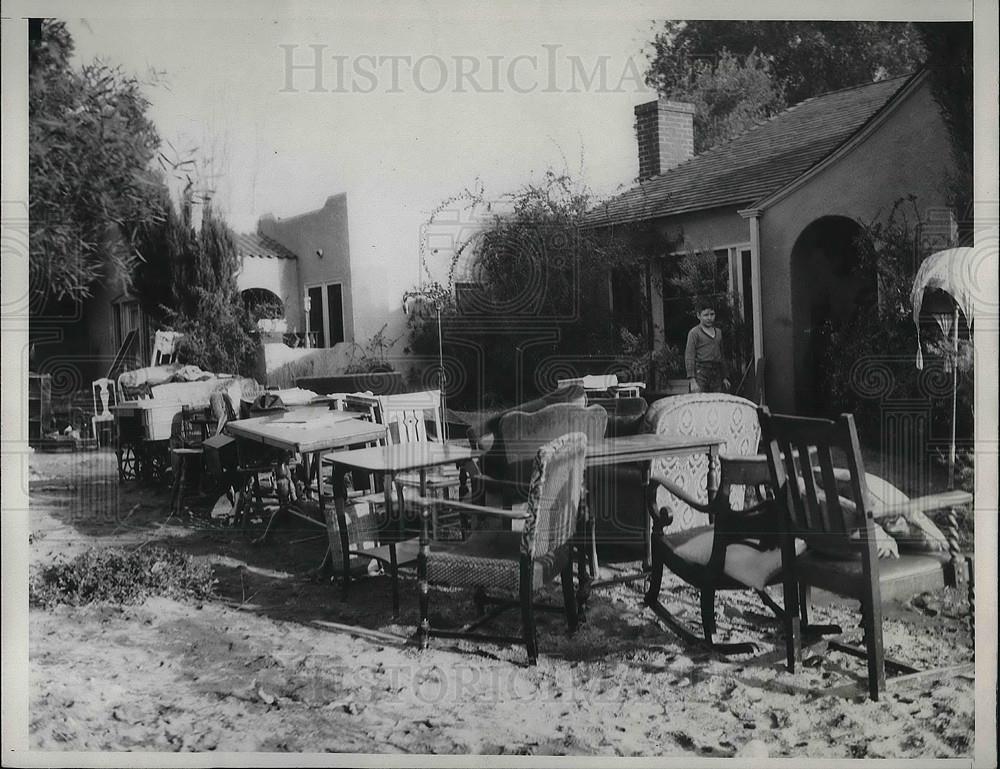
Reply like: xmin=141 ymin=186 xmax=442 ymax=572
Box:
xmin=412 ymin=432 xmax=588 ymax=665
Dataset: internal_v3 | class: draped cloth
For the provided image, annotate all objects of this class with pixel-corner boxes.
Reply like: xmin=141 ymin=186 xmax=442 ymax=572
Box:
xmin=911 ymin=248 xmax=978 ymax=369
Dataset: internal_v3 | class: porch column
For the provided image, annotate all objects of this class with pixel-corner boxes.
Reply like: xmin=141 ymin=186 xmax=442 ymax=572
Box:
xmin=739 ymin=208 xmax=765 ymax=401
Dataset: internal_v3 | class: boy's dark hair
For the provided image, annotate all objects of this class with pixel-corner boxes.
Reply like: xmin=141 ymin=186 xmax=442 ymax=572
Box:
xmin=696 ymin=299 xmax=715 ymax=313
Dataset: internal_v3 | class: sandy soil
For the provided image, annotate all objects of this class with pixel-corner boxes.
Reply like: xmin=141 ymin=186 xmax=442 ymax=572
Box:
xmin=26 ymin=450 xmax=975 ymax=757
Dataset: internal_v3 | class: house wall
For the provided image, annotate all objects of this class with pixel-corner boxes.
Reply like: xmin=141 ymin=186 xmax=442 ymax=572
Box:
xmin=759 ymin=78 xmax=956 ymax=411
xmin=652 ymin=206 xmax=751 ymax=255
xmin=258 ymin=193 xmax=356 ymax=344
xmin=236 ymin=254 xmax=301 ymax=325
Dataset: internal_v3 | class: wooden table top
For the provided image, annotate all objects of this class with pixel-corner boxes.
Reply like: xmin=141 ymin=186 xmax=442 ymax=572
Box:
xmin=325 ymin=442 xmax=483 ymax=473
xmin=584 ymin=434 xmax=723 ymax=467
xmin=224 ymin=413 xmax=387 ymax=454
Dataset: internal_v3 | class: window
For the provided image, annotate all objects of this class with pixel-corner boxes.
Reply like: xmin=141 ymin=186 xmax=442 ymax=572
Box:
xmin=307 ymin=283 xmax=345 ymax=348
xmin=659 ymin=244 xmax=751 ymax=360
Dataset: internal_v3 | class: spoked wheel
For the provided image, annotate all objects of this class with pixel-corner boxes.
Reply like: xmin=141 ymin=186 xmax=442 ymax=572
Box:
xmin=141 ymin=441 xmax=171 ymax=484
xmin=116 ymin=442 xmax=140 ymax=483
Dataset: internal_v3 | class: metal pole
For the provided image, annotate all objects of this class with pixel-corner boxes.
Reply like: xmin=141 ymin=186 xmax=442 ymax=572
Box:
xmin=437 ymin=305 xmax=446 ymax=428
xmin=949 ymin=304 xmax=959 ymax=490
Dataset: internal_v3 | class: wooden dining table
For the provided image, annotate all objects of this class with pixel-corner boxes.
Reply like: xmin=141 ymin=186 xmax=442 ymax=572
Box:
xmin=224 ymin=411 xmax=388 ymax=549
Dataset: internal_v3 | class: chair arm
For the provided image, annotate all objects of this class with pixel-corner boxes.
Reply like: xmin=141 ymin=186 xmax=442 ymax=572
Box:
xmin=408 ymin=495 xmax=530 ymax=521
xmin=649 ymin=472 xmax=712 ymax=514
xmin=871 ymin=490 xmax=973 ymax=522
xmin=471 ymin=474 xmax=526 ymax=495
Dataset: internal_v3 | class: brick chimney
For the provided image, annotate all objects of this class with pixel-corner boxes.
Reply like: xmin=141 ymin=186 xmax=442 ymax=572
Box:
xmin=634 ymin=98 xmax=695 ymax=181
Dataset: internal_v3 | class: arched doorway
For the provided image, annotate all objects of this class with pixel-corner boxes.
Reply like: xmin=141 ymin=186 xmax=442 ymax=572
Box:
xmin=241 ymin=288 xmax=284 ymax=323
xmin=790 ymin=216 xmax=876 ymax=415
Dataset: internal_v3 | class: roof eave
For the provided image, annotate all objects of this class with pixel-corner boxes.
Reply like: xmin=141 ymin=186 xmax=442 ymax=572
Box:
xmin=748 ymin=70 xmax=928 ymax=214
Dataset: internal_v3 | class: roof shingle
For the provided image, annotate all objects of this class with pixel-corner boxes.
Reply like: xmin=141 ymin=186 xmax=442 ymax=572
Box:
xmin=235 ymin=232 xmax=298 ymax=260
xmin=586 ymin=74 xmax=915 ymax=227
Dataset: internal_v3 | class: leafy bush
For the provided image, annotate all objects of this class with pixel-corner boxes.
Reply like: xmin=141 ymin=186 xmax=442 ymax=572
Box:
xmin=29 ymin=546 xmax=217 ymax=608
xmin=344 ymin=323 xmax=399 ymax=374
xmin=405 ymin=172 xmax=669 ymax=406
xmin=821 ymin=197 xmax=974 ymax=451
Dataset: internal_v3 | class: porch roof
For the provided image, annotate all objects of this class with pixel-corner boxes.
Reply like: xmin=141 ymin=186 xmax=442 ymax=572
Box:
xmin=585 ymin=73 xmax=915 ymax=228
xmin=235 ymin=232 xmax=298 ymax=260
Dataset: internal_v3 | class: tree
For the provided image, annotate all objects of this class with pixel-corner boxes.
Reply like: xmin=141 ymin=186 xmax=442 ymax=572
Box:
xmin=29 ymin=19 xmax=162 ymax=304
xmin=646 ymin=21 xmax=926 ymax=151
xmin=406 ymin=171 xmax=668 ymax=404
xmin=133 ymin=192 xmax=258 ymax=375
xmin=673 ymin=50 xmax=786 ymax=154
xmin=917 ymin=23 xmax=973 ymax=226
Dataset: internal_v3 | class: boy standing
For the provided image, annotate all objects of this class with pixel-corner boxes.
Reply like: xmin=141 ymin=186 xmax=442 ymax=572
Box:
xmin=685 ymin=304 xmax=730 ymax=393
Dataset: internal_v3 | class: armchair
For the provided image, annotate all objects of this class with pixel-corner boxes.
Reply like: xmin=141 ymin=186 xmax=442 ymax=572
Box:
xmin=759 ymin=407 xmax=974 ymax=700
xmin=645 ymin=454 xmax=828 ymax=653
xmin=587 ymin=393 xmax=761 ymax=557
xmin=412 ymin=432 xmax=588 ymax=664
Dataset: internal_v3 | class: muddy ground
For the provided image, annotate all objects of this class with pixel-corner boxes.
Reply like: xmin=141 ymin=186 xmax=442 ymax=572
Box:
xmin=24 ymin=449 xmax=976 ymax=758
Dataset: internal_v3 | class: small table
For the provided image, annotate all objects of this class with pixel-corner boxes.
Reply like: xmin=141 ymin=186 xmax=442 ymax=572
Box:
xmin=324 ymin=442 xmax=484 ymax=627
xmin=582 ymin=434 xmax=723 ymax=590
xmin=225 ymin=412 xmax=388 ymax=546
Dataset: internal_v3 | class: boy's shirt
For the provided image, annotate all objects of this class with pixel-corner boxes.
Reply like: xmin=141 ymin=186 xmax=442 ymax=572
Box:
xmin=685 ymin=325 xmax=727 ymax=378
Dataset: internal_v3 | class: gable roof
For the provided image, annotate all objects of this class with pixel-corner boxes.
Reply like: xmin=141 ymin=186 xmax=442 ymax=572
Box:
xmin=585 ymin=73 xmax=917 ymax=227
xmin=235 ymin=232 xmax=298 ymax=260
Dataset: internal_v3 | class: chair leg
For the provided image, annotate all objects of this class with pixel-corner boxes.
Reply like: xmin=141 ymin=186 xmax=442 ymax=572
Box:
xmin=782 ymin=576 xmax=801 ymax=673
xmin=798 ymin=583 xmax=810 ymax=627
xmin=644 ymin=549 xmax=665 ymax=608
xmin=169 ymin=455 xmax=186 ymax=517
xmin=389 ymin=544 xmax=400 ymax=620
xmin=860 ymin=591 xmax=886 ymax=701
xmin=561 ymin=562 xmax=578 ymax=634
xmin=700 ymin=588 xmax=716 ymax=641
xmin=520 ymin=562 xmax=538 ymax=665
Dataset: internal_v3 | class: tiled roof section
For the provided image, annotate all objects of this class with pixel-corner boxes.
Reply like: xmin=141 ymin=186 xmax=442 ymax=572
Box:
xmin=586 ymin=74 xmax=915 ymax=227
xmin=235 ymin=232 xmax=298 ymax=260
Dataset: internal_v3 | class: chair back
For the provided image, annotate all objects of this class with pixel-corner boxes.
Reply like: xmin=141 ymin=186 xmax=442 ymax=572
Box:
xmin=500 ymin=403 xmax=607 ymax=464
xmin=641 ymin=393 xmax=760 ymax=531
xmin=376 ymin=390 xmax=443 ymax=444
xmin=521 ymin=432 xmax=588 ymax=560
xmin=343 ymin=393 xmax=380 ymax=423
xmin=92 ymin=378 xmax=116 ymax=420
xmin=151 ymin=330 xmax=183 ymax=366
xmin=758 ymin=407 xmax=875 ymax=560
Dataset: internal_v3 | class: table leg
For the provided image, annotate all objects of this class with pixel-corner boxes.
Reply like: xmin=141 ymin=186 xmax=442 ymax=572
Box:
xmin=417 ymin=468 xmax=430 ymax=649
xmin=328 ymin=462 xmax=353 ymax=600
xmin=642 ymin=461 xmax=653 ymax=571
xmin=312 ymin=451 xmax=332 ymax=573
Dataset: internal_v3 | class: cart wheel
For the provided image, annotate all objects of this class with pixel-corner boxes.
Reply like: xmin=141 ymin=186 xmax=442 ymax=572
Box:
xmin=116 ymin=444 xmax=139 ymax=482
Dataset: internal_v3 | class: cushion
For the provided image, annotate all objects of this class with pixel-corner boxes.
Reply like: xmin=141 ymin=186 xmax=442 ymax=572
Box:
xmin=794 ymin=550 xmax=947 ymax=602
xmin=799 ymin=472 xmax=949 ymax=558
xmin=427 ymin=531 xmax=570 ymax=592
xmin=794 ymin=479 xmax=899 ymax=559
xmin=863 ymin=474 xmax=949 ymax=553
xmin=666 ymin=528 xmax=806 ymax=590
xmin=118 ymin=364 xmax=183 ymax=389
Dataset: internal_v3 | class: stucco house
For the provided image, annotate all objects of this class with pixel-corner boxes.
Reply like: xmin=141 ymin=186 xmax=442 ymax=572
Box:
xmin=586 ymin=69 xmax=962 ymax=414
xmin=235 ymin=192 xmax=356 ymax=349
xmin=30 ymin=193 xmax=358 ymax=394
